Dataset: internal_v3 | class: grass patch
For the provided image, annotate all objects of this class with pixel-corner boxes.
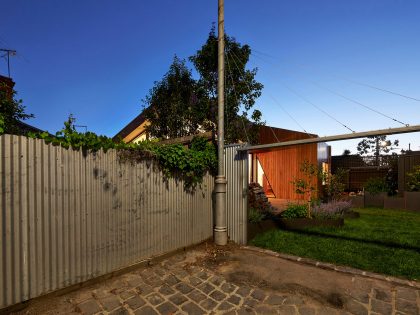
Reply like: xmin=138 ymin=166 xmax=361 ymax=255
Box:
xmin=250 ymin=207 xmax=420 ymax=280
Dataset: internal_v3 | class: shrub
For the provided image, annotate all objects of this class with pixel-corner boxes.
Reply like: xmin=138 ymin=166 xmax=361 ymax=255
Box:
xmin=312 ymin=201 xmax=352 ymax=219
xmin=322 ymin=168 xmax=347 ymax=201
xmin=281 ymin=203 xmax=308 ymax=219
xmin=406 ymin=165 xmax=420 ymax=192
xmin=385 ymin=168 xmax=398 ymax=196
xmin=364 ymin=177 xmax=387 ymax=195
xmin=248 ymin=207 xmax=265 ymax=223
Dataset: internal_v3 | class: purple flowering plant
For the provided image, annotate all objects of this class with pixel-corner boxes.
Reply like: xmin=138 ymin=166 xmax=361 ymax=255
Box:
xmin=311 ymin=200 xmax=352 ymax=219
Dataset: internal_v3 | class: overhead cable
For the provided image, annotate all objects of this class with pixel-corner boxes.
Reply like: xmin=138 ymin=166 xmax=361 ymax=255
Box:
xmin=252 ymin=49 xmax=420 ymax=103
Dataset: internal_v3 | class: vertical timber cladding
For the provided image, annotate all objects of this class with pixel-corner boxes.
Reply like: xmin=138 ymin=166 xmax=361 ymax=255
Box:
xmin=256 ymin=143 xmax=318 ymax=200
xmin=0 ymin=134 xmax=214 ymax=309
xmin=255 ymin=125 xmax=319 ymax=200
xmin=224 ymin=145 xmax=248 ymax=245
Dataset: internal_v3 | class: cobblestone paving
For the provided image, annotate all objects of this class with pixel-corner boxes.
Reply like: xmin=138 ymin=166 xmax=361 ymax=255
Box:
xmin=11 ymin=248 xmax=420 ymax=315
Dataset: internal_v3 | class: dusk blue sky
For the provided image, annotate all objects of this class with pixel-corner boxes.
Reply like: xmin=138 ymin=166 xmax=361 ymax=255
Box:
xmin=1 ymin=0 xmax=419 ymax=154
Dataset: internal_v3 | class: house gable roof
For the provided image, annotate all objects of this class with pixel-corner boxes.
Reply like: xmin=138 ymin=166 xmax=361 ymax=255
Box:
xmin=113 ymin=111 xmax=147 ymax=142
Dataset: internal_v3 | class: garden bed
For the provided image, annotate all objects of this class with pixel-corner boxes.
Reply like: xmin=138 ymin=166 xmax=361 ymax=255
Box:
xmin=406 ymin=191 xmax=420 ymax=212
xmin=364 ymin=192 xmax=386 ymax=207
xmin=384 ymin=195 xmax=405 ymax=210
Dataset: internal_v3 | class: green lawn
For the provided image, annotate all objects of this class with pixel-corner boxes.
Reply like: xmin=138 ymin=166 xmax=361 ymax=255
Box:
xmin=250 ymin=207 xmax=420 ymax=280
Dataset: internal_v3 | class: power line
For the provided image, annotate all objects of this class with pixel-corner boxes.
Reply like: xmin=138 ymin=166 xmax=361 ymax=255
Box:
xmin=280 ymin=82 xmax=356 ymax=133
xmin=251 ymin=53 xmax=409 ymax=127
xmin=226 ymin=50 xmax=282 ymax=142
xmin=232 ymin=49 xmax=353 ymax=134
xmin=228 ymin=49 xmax=311 ymax=137
xmin=252 ymin=49 xmax=420 ymax=103
xmin=267 ymin=93 xmax=311 ymax=135
xmin=225 ymin=52 xmax=251 ymax=143
xmin=341 ymin=78 xmax=420 ymax=103
xmin=310 ymin=81 xmax=408 ymax=127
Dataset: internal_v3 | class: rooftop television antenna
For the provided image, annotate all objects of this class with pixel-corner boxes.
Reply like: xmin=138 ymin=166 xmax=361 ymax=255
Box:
xmin=0 ymin=48 xmax=17 ymax=77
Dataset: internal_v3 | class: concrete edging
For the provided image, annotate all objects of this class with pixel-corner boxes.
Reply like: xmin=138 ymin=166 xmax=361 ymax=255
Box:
xmin=242 ymin=245 xmax=420 ymax=290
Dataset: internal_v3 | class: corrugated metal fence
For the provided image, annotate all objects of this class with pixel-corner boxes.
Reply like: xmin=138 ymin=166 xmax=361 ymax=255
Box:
xmin=0 ymin=135 xmax=217 ymax=309
xmin=225 ymin=144 xmax=248 ymax=245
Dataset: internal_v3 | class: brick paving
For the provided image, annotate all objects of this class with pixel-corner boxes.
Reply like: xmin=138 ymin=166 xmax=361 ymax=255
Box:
xmin=10 ymin=246 xmax=420 ymax=315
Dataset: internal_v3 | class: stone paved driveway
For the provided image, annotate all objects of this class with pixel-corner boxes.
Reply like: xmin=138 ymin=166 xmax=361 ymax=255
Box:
xmin=10 ymin=244 xmax=420 ymax=315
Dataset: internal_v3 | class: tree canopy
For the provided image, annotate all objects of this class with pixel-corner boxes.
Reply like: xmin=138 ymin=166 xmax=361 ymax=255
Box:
xmin=0 ymin=82 xmax=33 ymax=135
xmin=190 ymin=26 xmax=264 ymax=144
xmin=143 ymin=56 xmax=207 ymax=139
xmin=142 ymin=27 xmax=264 ymax=144
xmin=357 ymin=135 xmax=399 ymax=156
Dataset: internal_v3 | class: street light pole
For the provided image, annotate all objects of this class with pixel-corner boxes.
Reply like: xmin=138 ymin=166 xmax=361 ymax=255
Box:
xmin=214 ymin=0 xmax=227 ymax=246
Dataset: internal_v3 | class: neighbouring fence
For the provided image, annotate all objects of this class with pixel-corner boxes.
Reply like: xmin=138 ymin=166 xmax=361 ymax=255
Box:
xmin=331 ymin=154 xmax=398 ymax=170
xmin=332 ymin=153 xmax=420 ymax=193
xmin=398 ymin=151 xmax=420 ymax=193
xmin=344 ymin=167 xmax=391 ymax=191
xmin=331 ymin=154 xmax=398 ymax=191
xmin=225 ymin=144 xmax=248 ymax=245
xmin=0 ymin=135 xmax=215 ymax=309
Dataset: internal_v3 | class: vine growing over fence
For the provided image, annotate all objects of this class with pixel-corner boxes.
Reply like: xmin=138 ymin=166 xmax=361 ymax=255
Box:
xmin=22 ymin=116 xmax=217 ymax=188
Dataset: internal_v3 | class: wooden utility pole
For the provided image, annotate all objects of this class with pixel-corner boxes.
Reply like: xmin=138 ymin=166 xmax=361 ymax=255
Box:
xmin=214 ymin=0 xmax=227 ymax=246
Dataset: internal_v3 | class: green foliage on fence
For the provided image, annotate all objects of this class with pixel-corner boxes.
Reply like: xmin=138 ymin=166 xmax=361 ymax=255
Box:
xmin=0 ymin=114 xmax=4 ymax=134
xmin=22 ymin=115 xmax=217 ymax=188
xmin=406 ymin=165 xmax=420 ymax=192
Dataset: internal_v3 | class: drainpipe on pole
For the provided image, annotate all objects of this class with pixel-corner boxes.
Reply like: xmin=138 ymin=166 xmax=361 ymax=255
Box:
xmin=214 ymin=0 xmax=227 ymax=245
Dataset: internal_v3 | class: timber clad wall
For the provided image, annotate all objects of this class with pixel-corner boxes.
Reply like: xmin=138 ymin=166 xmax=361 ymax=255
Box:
xmin=257 ymin=144 xmax=318 ymax=200
xmin=0 ymin=135 xmax=215 ymax=309
xmin=255 ymin=126 xmax=319 ymax=200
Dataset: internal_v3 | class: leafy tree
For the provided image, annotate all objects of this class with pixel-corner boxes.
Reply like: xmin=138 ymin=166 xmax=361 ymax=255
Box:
xmin=322 ymin=168 xmax=347 ymax=201
xmin=357 ymin=136 xmax=399 ymax=164
xmin=189 ymin=26 xmax=264 ymax=144
xmin=142 ymin=56 xmax=207 ymax=139
xmin=342 ymin=149 xmax=351 ymax=156
xmin=141 ymin=27 xmax=264 ymax=144
xmin=0 ymin=83 xmax=33 ymax=135
xmin=291 ymin=161 xmax=319 ymax=217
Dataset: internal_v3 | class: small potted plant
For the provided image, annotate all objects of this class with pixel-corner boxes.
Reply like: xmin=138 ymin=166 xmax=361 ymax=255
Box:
xmin=405 ymin=166 xmax=420 ymax=211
